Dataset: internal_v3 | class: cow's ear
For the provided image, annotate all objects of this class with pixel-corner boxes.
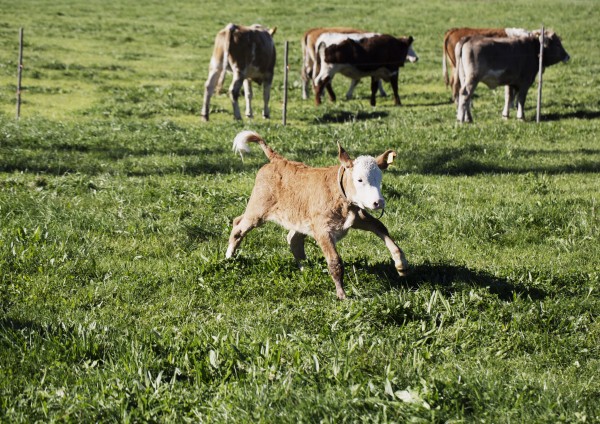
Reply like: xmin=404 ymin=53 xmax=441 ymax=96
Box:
xmin=376 ymin=150 xmax=397 ymax=170
xmin=337 ymin=142 xmax=353 ymax=169
xmin=407 ymin=36 xmax=414 ymax=45
xmin=269 ymin=27 xmax=277 ymax=36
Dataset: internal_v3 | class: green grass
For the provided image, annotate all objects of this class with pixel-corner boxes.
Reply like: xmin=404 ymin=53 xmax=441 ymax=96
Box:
xmin=1 ymin=0 xmax=599 ymax=422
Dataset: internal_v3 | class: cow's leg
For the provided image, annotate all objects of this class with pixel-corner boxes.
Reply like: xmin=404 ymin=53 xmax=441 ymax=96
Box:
xmin=502 ymin=85 xmax=517 ymax=119
xmin=389 ymin=74 xmax=401 ymax=106
xmin=378 ymin=80 xmax=388 ymax=97
xmin=243 ymin=79 xmax=253 ymax=118
xmin=201 ymin=67 xmax=221 ymax=122
xmin=314 ymin=79 xmax=329 ymax=106
xmin=346 ymin=79 xmax=360 ymax=100
xmin=457 ymin=81 xmax=475 ymax=123
xmin=301 ymin=62 xmax=311 ymax=100
xmin=451 ymin=66 xmax=461 ymax=104
xmin=226 ymin=213 xmax=263 ymax=259
xmin=262 ymin=80 xmax=272 ymax=119
xmin=315 ymin=233 xmax=346 ymax=300
xmin=326 ymin=83 xmax=337 ymax=102
xmin=352 ymin=210 xmax=408 ymax=276
xmin=228 ymin=70 xmax=245 ymax=120
xmin=370 ymin=78 xmax=379 ymax=106
xmin=287 ymin=230 xmax=307 ymax=270
xmin=516 ymin=88 xmax=527 ymax=120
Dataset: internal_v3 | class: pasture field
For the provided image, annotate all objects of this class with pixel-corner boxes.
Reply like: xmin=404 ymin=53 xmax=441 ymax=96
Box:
xmin=1 ymin=0 xmax=599 ymax=422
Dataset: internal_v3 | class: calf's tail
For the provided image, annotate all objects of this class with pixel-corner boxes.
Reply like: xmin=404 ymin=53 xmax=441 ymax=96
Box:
xmin=233 ymin=130 xmax=280 ymax=162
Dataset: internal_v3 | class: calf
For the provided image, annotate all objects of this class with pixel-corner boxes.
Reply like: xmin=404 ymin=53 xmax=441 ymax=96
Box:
xmin=314 ymin=34 xmax=415 ymax=107
xmin=442 ymin=27 xmax=531 ymax=102
xmin=301 ymin=27 xmax=394 ymax=102
xmin=226 ymin=130 xmax=408 ymax=300
xmin=201 ymin=23 xmax=276 ymax=121
xmin=456 ymin=31 xmax=570 ymax=123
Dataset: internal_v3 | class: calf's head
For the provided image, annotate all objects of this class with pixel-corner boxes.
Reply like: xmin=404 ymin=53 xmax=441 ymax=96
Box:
xmin=338 ymin=143 xmax=397 ymax=210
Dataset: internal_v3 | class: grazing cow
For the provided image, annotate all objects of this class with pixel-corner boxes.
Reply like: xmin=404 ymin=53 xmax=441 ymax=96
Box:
xmin=201 ymin=23 xmax=276 ymax=121
xmin=300 ymin=27 xmax=387 ymax=101
xmin=314 ymin=34 xmax=415 ymax=107
xmin=455 ymin=31 xmax=570 ymax=123
xmin=226 ymin=130 xmax=408 ymax=300
xmin=442 ymin=27 xmax=531 ymax=102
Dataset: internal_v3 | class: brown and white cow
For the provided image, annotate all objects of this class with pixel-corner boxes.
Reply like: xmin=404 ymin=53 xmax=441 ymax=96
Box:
xmin=201 ymin=23 xmax=276 ymax=121
xmin=226 ymin=130 xmax=408 ymax=300
xmin=314 ymin=34 xmax=415 ymax=107
xmin=443 ymin=27 xmax=531 ymax=102
xmin=302 ymin=28 xmax=390 ymax=102
xmin=455 ymin=31 xmax=570 ymax=123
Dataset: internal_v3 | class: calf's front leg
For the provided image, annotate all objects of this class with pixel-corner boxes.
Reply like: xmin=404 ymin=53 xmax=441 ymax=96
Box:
xmin=352 ymin=210 xmax=408 ymax=276
xmin=315 ymin=233 xmax=346 ymax=300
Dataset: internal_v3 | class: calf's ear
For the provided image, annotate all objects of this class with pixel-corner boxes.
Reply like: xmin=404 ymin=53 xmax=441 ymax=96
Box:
xmin=376 ymin=149 xmax=397 ymax=170
xmin=337 ymin=142 xmax=354 ymax=169
xmin=269 ymin=27 xmax=277 ymax=36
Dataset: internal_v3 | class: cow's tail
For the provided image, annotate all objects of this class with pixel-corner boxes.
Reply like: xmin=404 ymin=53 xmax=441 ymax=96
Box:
xmin=442 ymin=35 xmax=450 ymax=86
xmin=454 ymin=37 xmax=466 ymax=91
xmin=216 ymin=23 xmax=237 ymax=94
xmin=233 ymin=130 xmax=280 ymax=162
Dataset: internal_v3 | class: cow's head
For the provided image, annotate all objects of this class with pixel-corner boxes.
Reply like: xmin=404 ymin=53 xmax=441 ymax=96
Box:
xmin=338 ymin=143 xmax=397 ymax=210
xmin=406 ymin=37 xmax=418 ymax=63
xmin=542 ymin=31 xmax=570 ymax=66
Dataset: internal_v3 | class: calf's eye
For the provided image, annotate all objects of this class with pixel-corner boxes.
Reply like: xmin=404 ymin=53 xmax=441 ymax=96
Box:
xmin=358 ymin=179 xmax=363 ymax=183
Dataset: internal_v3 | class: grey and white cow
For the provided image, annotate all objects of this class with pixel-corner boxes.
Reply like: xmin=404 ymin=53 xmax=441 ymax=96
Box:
xmin=455 ymin=31 xmax=570 ymax=123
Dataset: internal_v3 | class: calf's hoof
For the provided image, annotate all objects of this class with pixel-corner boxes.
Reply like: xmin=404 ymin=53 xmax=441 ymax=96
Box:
xmin=201 ymin=115 xmax=209 ymax=122
xmin=336 ymin=289 xmax=347 ymax=300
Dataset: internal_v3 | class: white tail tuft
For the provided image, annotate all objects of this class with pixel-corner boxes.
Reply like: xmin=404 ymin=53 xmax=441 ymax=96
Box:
xmin=232 ymin=130 xmax=258 ymax=160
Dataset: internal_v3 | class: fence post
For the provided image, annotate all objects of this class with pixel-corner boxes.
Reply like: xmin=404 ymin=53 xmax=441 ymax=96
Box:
xmin=16 ymin=27 xmax=24 ymax=120
xmin=282 ymin=41 xmax=289 ymax=126
xmin=536 ymin=25 xmax=544 ymax=123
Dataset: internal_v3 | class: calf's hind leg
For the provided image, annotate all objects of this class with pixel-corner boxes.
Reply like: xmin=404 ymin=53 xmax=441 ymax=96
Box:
xmin=287 ymin=230 xmax=307 ymax=270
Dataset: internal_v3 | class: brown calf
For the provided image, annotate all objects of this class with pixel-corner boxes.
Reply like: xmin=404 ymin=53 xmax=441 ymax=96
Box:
xmin=226 ymin=130 xmax=409 ymax=300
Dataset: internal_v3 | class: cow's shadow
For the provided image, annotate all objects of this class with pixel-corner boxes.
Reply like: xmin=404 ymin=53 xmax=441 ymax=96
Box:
xmin=542 ymin=109 xmax=600 ymax=121
xmin=355 ymin=260 xmax=546 ymax=302
xmin=314 ymin=110 xmax=389 ymax=124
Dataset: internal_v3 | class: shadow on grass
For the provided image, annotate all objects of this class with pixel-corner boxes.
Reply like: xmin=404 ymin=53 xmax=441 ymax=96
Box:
xmin=403 ymin=145 xmax=600 ymax=176
xmin=361 ymin=260 xmax=546 ymax=301
xmin=542 ymin=109 xmax=600 ymax=121
xmin=313 ymin=110 xmax=389 ymax=124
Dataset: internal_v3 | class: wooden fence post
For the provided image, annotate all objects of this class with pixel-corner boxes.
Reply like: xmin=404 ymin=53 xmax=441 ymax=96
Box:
xmin=282 ymin=41 xmax=289 ymax=126
xmin=536 ymin=25 xmax=544 ymax=123
xmin=16 ymin=27 xmax=24 ymax=120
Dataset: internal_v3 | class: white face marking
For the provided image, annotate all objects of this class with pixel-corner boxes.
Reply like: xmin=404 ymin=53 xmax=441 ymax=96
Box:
xmin=350 ymin=156 xmax=385 ymax=210
xmin=407 ymin=45 xmax=419 ymax=63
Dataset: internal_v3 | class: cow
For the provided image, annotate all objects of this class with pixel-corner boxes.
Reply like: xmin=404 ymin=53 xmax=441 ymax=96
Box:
xmin=313 ymin=34 xmax=415 ymax=107
xmin=442 ymin=27 xmax=531 ymax=102
xmin=300 ymin=27 xmax=387 ymax=101
xmin=455 ymin=31 xmax=570 ymax=123
xmin=226 ymin=130 xmax=409 ymax=300
xmin=201 ymin=23 xmax=276 ymax=121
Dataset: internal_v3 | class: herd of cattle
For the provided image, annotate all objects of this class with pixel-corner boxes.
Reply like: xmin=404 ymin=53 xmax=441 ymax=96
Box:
xmin=200 ymin=24 xmax=570 ymax=123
